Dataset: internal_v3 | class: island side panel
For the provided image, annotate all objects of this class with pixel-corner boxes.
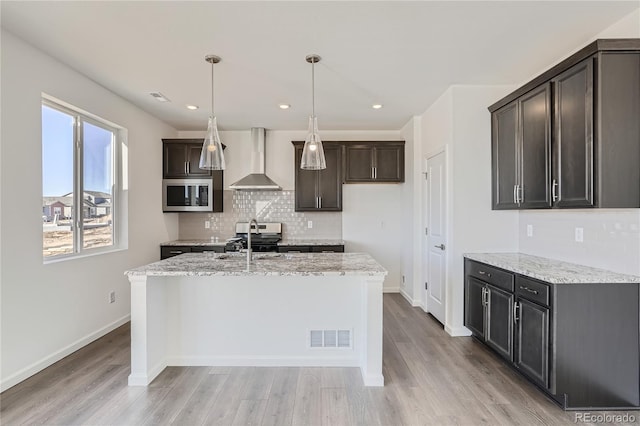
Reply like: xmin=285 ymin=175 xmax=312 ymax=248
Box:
xmin=361 ymin=276 xmax=385 ymax=386
xmin=128 ymin=275 xmax=168 ymax=386
xmin=161 ymin=275 xmax=375 ymax=371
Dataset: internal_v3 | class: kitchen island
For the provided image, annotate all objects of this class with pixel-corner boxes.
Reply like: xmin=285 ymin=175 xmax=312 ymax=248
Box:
xmin=125 ymin=252 xmax=387 ymax=387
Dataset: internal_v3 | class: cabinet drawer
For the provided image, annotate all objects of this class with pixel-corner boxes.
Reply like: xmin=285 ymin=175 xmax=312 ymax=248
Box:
xmin=311 ymin=245 xmax=344 ymax=253
xmin=161 ymin=246 xmax=191 ymax=259
xmin=516 ymin=276 xmax=550 ymax=307
xmin=278 ymin=246 xmax=311 ymax=253
xmin=191 ymin=246 xmax=224 ymax=254
xmin=466 ymin=260 xmax=514 ymax=292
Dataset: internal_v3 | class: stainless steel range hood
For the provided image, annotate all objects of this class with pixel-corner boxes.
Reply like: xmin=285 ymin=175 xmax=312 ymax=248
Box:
xmin=229 ymin=127 xmax=282 ymax=190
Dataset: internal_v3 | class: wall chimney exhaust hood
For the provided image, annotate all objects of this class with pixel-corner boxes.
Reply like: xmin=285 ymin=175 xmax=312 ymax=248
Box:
xmin=229 ymin=128 xmax=282 ymax=190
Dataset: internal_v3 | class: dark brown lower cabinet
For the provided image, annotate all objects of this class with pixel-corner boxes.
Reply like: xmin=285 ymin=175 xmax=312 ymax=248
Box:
xmin=160 ymin=245 xmax=224 ymax=259
xmin=464 ymin=277 xmax=486 ymax=339
xmin=485 ymin=284 xmax=513 ymax=361
xmin=515 ymin=298 xmax=549 ymax=389
xmin=463 ymin=278 xmax=513 ymax=361
xmin=464 ymin=257 xmax=640 ymax=410
xmin=278 ymin=245 xmax=344 ymax=253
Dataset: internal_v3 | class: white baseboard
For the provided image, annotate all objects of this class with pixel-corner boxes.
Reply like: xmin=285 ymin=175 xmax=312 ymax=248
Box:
xmin=383 ymin=286 xmax=400 ymax=293
xmin=445 ymin=325 xmax=472 ymax=337
xmin=399 ymin=288 xmax=420 ymax=307
xmin=360 ymin=368 xmax=384 ymax=387
xmin=128 ymin=359 xmax=166 ymax=386
xmin=166 ymin=355 xmax=360 ymax=367
xmin=1 ymin=314 xmax=130 ymax=392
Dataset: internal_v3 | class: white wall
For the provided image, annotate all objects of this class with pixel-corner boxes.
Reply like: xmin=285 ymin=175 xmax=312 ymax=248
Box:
xmin=520 ymin=210 xmax=640 ymax=276
xmin=0 ymin=30 xmax=179 ymax=391
xmin=399 ymin=118 xmax=422 ymax=303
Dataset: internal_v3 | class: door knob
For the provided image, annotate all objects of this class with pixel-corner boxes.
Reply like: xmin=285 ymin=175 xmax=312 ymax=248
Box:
xmin=434 ymin=244 xmax=445 ymax=250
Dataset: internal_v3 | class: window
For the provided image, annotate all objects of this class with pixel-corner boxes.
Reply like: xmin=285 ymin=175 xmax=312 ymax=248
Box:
xmin=42 ymin=98 xmax=123 ymax=260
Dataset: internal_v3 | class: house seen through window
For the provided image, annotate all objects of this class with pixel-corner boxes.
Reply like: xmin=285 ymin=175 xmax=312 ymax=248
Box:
xmin=42 ymin=99 xmax=121 ymax=259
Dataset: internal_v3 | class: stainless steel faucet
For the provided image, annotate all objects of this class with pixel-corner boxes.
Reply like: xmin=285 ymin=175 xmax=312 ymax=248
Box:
xmin=247 ymin=218 xmax=259 ymax=269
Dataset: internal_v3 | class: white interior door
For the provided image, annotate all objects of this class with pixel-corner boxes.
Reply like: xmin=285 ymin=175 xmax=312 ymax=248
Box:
xmin=424 ymin=152 xmax=446 ymax=324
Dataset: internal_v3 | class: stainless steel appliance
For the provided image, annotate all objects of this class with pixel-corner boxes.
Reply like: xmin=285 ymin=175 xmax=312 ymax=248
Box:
xmin=162 ymin=178 xmax=214 ymax=212
xmin=225 ymin=222 xmax=282 ymax=252
xmin=228 ymin=128 xmax=281 ymax=190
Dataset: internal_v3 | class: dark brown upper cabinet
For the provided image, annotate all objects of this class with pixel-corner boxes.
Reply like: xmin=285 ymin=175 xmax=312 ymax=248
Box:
xmin=489 ymin=39 xmax=640 ymax=210
xmin=162 ymin=139 xmax=225 ymax=178
xmin=552 ymin=59 xmax=594 ymax=207
xmin=293 ymin=142 xmax=343 ymax=212
xmin=492 ymin=85 xmax=551 ymax=210
xmin=343 ymin=141 xmax=405 ymax=183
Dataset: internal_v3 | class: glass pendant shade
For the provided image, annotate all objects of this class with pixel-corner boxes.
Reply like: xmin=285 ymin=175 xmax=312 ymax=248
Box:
xmin=300 ymin=115 xmax=326 ymax=170
xmin=199 ymin=115 xmax=226 ymax=170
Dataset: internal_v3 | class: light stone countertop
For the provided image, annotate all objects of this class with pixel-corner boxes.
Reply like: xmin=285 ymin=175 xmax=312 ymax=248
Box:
xmin=126 ymin=252 xmax=387 ymax=277
xmin=464 ymin=253 xmax=640 ymax=284
xmin=161 ymin=240 xmax=227 ymax=247
xmin=278 ymin=239 xmax=345 ymax=246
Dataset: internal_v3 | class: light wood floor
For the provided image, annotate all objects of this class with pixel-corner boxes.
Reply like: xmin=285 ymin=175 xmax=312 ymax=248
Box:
xmin=0 ymin=294 xmax=630 ymax=425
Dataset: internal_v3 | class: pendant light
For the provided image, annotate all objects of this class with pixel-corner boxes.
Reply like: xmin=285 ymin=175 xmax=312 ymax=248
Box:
xmin=199 ymin=55 xmax=226 ymax=170
xmin=300 ymin=54 xmax=326 ymax=170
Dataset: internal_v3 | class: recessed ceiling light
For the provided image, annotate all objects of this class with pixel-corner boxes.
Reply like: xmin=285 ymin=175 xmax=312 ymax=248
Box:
xmin=150 ymin=92 xmax=171 ymax=102
xmin=372 ymin=104 xmax=383 ymax=110
xmin=186 ymin=105 xmax=199 ymax=110
xmin=279 ymin=104 xmax=291 ymax=110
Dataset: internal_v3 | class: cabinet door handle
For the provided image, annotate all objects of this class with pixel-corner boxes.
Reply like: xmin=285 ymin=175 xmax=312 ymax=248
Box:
xmin=517 ymin=185 xmax=523 ymax=203
xmin=169 ymin=250 xmax=184 ymax=254
xmin=371 ymin=167 xmax=375 ymax=179
xmin=319 ymin=197 xmax=322 ymax=209
xmin=434 ymin=244 xmax=445 ymax=250
xmin=184 ymin=162 xmax=188 ymax=175
xmin=374 ymin=167 xmax=377 ymax=179
xmin=519 ymin=285 xmax=539 ymax=295
xmin=513 ymin=301 xmax=520 ymax=323
xmin=478 ymin=270 xmax=492 ymax=278
xmin=481 ymin=287 xmax=486 ymax=305
xmin=513 ymin=184 xmax=518 ymax=204
xmin=552 ymin=179 xmax=559 ymax=202
xmin=187 ymin=161 xmax=190 ymax=174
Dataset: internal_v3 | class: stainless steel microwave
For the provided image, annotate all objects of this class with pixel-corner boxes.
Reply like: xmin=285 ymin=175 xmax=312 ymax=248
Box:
xmin=162 ymin=179 xmax=214 ymax=212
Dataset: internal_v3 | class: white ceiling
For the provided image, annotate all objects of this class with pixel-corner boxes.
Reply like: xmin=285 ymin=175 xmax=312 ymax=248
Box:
xmin=1 ymin=1 xmax=638 ymax=131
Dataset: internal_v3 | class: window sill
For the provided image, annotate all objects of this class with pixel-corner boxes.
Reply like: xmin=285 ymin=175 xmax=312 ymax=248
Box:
xmin=43 ymin=245 xmax=128 ymax=265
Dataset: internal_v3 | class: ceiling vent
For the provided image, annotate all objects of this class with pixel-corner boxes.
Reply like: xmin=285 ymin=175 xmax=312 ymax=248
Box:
xmin=149 ymin=92 xmax=171 ymax=102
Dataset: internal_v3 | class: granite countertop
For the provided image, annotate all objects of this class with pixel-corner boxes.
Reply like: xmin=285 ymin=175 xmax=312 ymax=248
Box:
xmin=277 ymin=239 xmax=345 ymax=246
xmin=464 ymin=253 xmax=640 ymax=284
xmin=161 ymin=239 xmax=227 ymax=247
xmin=126 ymin=252 xmax=387 ymax=277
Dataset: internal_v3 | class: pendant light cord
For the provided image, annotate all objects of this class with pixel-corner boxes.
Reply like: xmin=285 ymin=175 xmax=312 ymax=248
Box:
xmin=211 ymin=61 xmax=215 ymax=116
xmin=311 ymin=57 xmax=315 ymax=118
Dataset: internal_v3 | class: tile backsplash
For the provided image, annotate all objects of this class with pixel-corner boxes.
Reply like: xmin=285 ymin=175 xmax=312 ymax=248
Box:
xmin=519 ymin=209 xmax=640 ymax=276
xmin=179 ymin=190 xmax=342 ymax=240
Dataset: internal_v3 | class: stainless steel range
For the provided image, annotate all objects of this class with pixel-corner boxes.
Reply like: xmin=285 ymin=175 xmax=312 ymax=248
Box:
xmin=225 ymin=222 xmax=282 ymax=252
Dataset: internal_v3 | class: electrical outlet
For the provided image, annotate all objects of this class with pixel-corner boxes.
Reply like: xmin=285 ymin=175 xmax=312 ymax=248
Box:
xmin=575 ymin=227 xmax=584 ymax=243
xmin=526 ymin=224 xmax=533 ymax=237
xmin=307 ymin=221 xmax=313 ymax=229
xmin=205 ymin=220 xmax=210 ymax=229
xmin=109 ymin=291 xmax=116 ymax=304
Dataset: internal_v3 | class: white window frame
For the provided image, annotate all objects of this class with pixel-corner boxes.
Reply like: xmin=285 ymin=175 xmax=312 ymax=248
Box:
xmin=42 ymin=96 xmax=125 ymax=262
